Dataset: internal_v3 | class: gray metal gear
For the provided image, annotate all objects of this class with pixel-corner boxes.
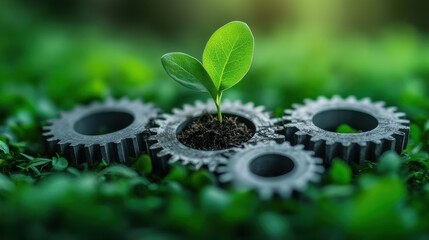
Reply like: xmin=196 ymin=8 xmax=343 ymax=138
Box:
xmin=148 ymin=99 xmax=284 ymax=172
xmin=280 ymin=95 xmax=410 ymax=165
xmin=43 ymin=98 xmax=160 ymax=166
xmin=217 ymin=141 xmax=324 ymax=199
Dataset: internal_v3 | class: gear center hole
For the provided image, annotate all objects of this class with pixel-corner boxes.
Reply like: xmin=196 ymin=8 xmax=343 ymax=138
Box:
xmin=250 ymin=154 xmax=295 ymax=178
xmin=74 ymin=111 xmax=134 ymax=135
xmin=312 ymin=109 xmax=378 ymax=133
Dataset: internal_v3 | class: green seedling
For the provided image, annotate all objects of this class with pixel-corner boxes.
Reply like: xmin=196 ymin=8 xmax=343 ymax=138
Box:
xmin=161 ymin=21 xmax=254 ymax=122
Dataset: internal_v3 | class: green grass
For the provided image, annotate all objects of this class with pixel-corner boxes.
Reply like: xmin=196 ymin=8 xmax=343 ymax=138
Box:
xmin=1 ymin=3 xmax=429 ymax=239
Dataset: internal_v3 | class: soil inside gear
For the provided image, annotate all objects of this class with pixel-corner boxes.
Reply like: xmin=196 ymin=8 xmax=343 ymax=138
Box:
xmin=177 ymin=114 xmax=254 ymax=150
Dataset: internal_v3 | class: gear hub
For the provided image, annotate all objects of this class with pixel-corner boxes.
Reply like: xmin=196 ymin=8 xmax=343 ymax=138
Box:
xmin=148 ymin=99 xmax=283 ymax=172
xmin=217 ymin=141 xmax=324 ymax=199
xmin=280 ymin=96 xmax=410 ymax=165
xmin=43 ymin=98 xmax=160 ymax=166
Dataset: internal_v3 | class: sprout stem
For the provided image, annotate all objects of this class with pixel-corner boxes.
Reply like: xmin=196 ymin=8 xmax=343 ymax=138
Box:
xmin=215 ymin=93 xmax=223 ymax=123
xmin=216 ymin=103 xmax=222 ymax=123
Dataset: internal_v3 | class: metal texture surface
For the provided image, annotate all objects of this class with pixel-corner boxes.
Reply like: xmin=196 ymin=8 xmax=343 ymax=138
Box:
xmin=280 ymin=95 xmax=410 ymax=165
xmin=43 ymin=98 xmax=160 ymax=166
xmin=217 ymin=141 xmax=324 ymax=199
xmin=148 ymin=99 xmax=283 ymax=172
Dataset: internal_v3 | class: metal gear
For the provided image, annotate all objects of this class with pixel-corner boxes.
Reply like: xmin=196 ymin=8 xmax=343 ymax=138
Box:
xmin=43 ymin=98 xmax=160 ymax=166
xmin=217 ymin=141 xmax=324 ymax=199
xmin=148 ymin=99 xmax=283 ymax=172
xmin=280 ymin=95 xmax=410 ymax=165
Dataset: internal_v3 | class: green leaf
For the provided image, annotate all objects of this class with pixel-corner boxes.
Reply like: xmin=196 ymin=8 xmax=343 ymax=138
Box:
xmin=52 ymin=157 xmax=68 ymax=171
xmin=98 ymin=165 xmax=138 ymax=178
xmin=336 ymin=124 xmax=360 ymax=133
xmin=330 ymin=159 xmax=352 ymax=185
xmin=0 ymin=140 xmax=9 ymax=155
xmin=161 ymin=52 xmax=217 ymax=100
xmin=377 ymin=151 xmax=402 ymax=174
xmin=203 ymin=21 xmax=254 ymax=91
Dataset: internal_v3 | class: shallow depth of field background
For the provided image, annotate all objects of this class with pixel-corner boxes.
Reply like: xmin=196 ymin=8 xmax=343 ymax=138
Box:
xmin=1 ymin=0 xmax=429 ymax=239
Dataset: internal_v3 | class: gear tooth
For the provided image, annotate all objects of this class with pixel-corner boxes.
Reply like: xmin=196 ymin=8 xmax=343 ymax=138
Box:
xmin=148 ymin=135 xmax=158 ymax=141
xmin=371 ymin=140 xmax=384 ymax=161
xmin=283 ymin=116 xmax=293 ymax=122
xmin=179 ymin=158 xmax=190 ymax=165
xmin=278 ymin=187 xmax=292 ymax=198
xmin=325 ymin=142 xmax=340 ymax=164
xmin=168 ymin=155 xmax=180 ymax=164
xmin=392 ymin=131 xmax=407 ymax=152
xmin=100 ymin=144 xmax=111 ymax=165
xmin=303 ymin=98 xmax=314 ymax=105
xmin=346 ymin=96 xmax=357 ymax=103
xmin=219 ymin=173 xmax=233 ymax=183
xmin=84 ymin=145 xmax=97 ymax=166
xmin=244 ymin=102 xmax=254 ymax=109
xmin=149 ymin=142 xmax=162 ymax=150
xmin=331 ymin=95 xmax=342 ymax=102
xmin=154 ymin=119 xmax=165 ymax=127
xmin=292 ymin=103 xmax=303 ymax=109
xmin=42 ymin=125 xmax=52 ymax=131
xmin=308 ymin=172 xmax=322 ymax=182
xmin=172 ymin=108 xmax=182 ymax=115
xmin=183 ymin=104 xmax=193 ymax=111
xmin=395 ymin=112 xmax=406 ymax=118
xmin=46 ymin=136 xmax=58 ymax=142
xmin=284 ymin=109 xmax=294 ymax=115
xmin=193 ymin=160 xmax=204 ymax=170
xmin=360 ymin=97 xmax=371 ymax=104
xmin=382 ymin=136 xmax=396 ymax=153
xmin=254 ymin=105 xmax=265 ymax=113
xmin=386 ymin=106 xmax=398 ymax=113
xmin=194 ymin=100 xmax=204 ymax=108
xmin=374 ymin=101 xmax=386 ymax=108
xmin=398 ymin=119 xmax=410 ymax=125
xmin=116 ymin=140 xmax=128 ymax=163
xmin=342 ymin=143 xmax=355 ymax=163
xmin=149 ymin=128 xmax=159 ymax=134
xmin=42 ymin=131 xmax=53 ymax=137
xmin=258 ymin=188 xmax=273 ymax=200
xmin=316 ymin=96 xmax=329 ymax=103
xmin=314 ymin=158 xmax=323 ymax=165
xmin=128 ymin=136 xmax=141 ymax=157
xmin=105 ymin=97 xmax=115 ymax=104
xmin=216 ymin=166 xmax=229 ymax=173
xmin=309 ymin=139 xmax=324 ymax=157
xmin=157 ymin=149 xmax=170 ymax=158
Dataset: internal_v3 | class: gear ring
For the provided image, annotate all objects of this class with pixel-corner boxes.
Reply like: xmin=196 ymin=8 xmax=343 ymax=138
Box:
xmin=43 ymin=98 xmax=160 ymax=166
xmin=280 ymin=95 xmax=410 ymax=165
xmin=148 ymin=99 xmax=283 ymax=172
xmin=217 ymin=141 xmax=324 ymax=199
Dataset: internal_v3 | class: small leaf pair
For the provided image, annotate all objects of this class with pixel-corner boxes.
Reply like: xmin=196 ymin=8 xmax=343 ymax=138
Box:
xmin=161 ymin=21 xmax=254 ymax=122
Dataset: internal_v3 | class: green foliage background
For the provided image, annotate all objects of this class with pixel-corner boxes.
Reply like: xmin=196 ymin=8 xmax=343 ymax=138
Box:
xmin=1 ymin=1 xmax=429 ymax=239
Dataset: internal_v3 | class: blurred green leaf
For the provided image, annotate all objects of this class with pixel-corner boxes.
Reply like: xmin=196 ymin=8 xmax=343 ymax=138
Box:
xmin=0 ymin=140 xmax=9 ymax=155
xmin=330 ymin=159 xmax=352 ymax=185
xmin=378 ymin=151 xmax=402 ymax=174
xmin=336 ymin=124 xmax=360 ymax=133
xmin=51 ymin=156 xmax=68 ymax=171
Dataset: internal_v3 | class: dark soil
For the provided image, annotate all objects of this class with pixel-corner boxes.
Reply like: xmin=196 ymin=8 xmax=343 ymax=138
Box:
xmin=177 ymin=114 xmax=254 ymax=150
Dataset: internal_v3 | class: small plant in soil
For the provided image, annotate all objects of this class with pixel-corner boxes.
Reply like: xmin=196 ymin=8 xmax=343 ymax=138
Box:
xmin=161 ymin=21 xmax=254 ymax=123
xmin=177 ymin=114 xmax=254 ymax=150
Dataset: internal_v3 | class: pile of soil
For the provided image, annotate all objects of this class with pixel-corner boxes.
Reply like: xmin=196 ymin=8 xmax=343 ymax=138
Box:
xmin=177 ymin=114 xmax=254 ymax=150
